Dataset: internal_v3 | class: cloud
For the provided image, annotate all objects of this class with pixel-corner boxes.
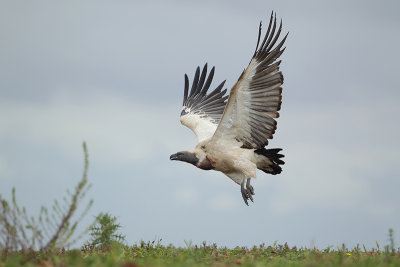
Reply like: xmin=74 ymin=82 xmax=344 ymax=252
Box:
xmin=0 ymin=93 xmax=191 ymax=165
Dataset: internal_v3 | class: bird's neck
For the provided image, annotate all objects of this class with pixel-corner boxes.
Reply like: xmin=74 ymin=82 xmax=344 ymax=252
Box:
xmin=181 ymin=152 xmax=199 ymax=165
xmin=196 ymin=156 xmax=214 ymax=170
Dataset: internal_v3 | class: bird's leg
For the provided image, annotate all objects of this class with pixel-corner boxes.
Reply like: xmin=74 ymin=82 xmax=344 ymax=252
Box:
xmin=240 ymin=180 xmax=254 ymax=206
xmin=240 ymin=181 xmax=249 ymax=205
xmin=246 ymin=178 xmax=255 ymax=196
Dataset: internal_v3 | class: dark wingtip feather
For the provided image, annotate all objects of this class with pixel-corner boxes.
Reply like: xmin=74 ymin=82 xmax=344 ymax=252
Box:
xmin=181 ymin=65 xmax=228 ymax=122
xmin=189 ymin=66 xmax=200 ymax=98
xmin=200 ymin=66 xmax=215 ymax=96
xmin=195 ymin=63 xmax=208 ymax=96
xmin=253 ymin=21 xmax=262 ymax=58
xmin=183 ymin=74 xmax=189 ymax=105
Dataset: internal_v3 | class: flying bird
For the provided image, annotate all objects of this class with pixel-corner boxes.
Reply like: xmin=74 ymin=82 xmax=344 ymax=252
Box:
xmin=170 ymin=12 xmax=287 ymax=205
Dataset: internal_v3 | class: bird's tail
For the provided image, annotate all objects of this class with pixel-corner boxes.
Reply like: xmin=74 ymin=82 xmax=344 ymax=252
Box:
xmin=254 ymin=148 xmax=285 ymax=175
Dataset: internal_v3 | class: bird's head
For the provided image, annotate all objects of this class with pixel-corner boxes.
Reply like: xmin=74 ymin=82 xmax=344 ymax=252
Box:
xmin=170 ymin=151 xmax=199 ymax=165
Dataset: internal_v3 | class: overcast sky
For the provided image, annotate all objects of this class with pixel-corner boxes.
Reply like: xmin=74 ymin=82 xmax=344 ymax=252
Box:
xmin=1 ymin=0 xmax=400 ymax=249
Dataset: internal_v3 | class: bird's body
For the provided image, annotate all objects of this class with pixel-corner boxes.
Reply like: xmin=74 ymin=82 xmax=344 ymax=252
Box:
xmin=194 ymin=139 xmax=256 ymax=181
xmin=171 ymin=12 xmax=287 ymax=205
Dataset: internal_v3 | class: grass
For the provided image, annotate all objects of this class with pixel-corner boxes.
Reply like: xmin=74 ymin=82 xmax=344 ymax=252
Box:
xmin=1 ymin=241 xmax=400 ymax=266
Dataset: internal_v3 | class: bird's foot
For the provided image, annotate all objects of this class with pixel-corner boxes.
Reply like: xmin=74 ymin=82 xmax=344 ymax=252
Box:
xmin=246 ymin=178 xmax=255 ymax=196
xmin=241 ymin=180 xmax=254 ymax=206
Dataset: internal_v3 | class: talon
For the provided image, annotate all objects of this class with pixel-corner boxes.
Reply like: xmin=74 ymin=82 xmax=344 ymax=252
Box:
xmin=246 ymin=178 xmax=255 ymax=195
xmin=243 ymin=197 xmax=249 ymax=206
xmin=241 ymin=180 xmax=252 ymax=205
xmin=240 ymin=181 xmax=248 ymax=205
xmin=248 ymin=185 xmax=254 ymax=195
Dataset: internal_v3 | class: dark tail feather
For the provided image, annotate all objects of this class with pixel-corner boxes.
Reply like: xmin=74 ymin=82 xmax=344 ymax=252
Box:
xmin=254 ymin=148 xmax=285 ymax=175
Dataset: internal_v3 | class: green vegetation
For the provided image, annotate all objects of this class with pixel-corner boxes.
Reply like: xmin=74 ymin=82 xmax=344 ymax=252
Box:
xmin=1 ymin=240 xmax=400 ymax=266
xmin=1 ymin=143 xmax=399 ymax=266
xmin=84 ymin=212 xmax=126 ymax=249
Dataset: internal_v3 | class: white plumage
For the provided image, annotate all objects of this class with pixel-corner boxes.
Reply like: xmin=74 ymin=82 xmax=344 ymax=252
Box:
xmin=170 ymin=12 xmax=287 ymax=205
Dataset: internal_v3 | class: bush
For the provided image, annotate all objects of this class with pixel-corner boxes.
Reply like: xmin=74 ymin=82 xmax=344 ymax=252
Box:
xmin=84 ymin=212 xmax=126 ymax=249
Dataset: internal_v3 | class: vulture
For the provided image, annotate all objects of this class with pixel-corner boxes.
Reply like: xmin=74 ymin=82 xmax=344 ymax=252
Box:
xmin=170 ymin=12 xmax=287 ymax=205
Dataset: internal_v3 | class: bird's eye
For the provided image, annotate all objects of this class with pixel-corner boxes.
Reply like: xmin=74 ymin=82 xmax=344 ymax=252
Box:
xmin=201 ymin=145 xmax=206 ymax=149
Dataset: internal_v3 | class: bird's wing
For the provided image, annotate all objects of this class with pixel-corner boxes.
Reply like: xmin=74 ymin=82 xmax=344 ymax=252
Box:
xmin=180 ymin=64 xmax=228 ymax=142
xmin=211 ymin=13 xmax=288 ymax=149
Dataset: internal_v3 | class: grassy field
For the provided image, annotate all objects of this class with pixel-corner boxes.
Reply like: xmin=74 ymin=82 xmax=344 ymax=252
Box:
xmin=1 ymin=242 xmax=400 ymax=267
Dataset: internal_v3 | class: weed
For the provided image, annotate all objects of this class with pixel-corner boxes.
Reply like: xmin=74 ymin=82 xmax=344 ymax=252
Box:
xmin=0 ymin=142 xmax=93 ymax=252
xmin=84 ymin=212 xmax=126 ymax=250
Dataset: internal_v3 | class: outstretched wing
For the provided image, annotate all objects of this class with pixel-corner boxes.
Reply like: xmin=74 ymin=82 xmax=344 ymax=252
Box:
xmin=180 ymin=64 xmax=228 ymax=142
xmin=212 ymin=13 xmax=288 ymax=149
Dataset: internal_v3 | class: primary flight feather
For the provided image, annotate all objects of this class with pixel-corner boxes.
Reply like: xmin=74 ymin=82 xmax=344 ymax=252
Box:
xmin=170 ymin=12 xmax=287 ymax=205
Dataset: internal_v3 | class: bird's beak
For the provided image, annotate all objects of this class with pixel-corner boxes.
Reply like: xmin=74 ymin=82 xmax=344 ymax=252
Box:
xmin=170 ymin=153 xmax=178 ymax=160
